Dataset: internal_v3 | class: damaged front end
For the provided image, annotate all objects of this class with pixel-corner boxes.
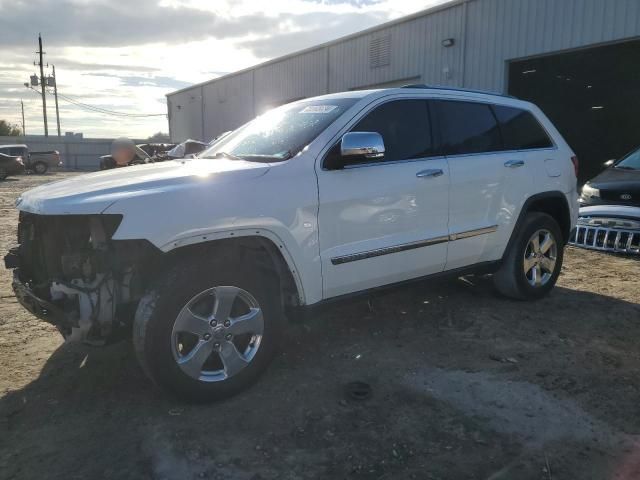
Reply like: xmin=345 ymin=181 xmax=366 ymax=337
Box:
xmin=4 ymin=212 xmax=160 ymax=345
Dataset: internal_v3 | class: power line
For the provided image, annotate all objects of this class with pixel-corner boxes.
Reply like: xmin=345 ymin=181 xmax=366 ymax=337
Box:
xmin=52 ymin=90 xmax=166 ymax=117
xmin=24 ymin=84 xmax=166 ymax=118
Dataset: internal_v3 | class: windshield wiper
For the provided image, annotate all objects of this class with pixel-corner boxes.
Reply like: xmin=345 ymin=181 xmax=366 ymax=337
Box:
xmin=614 ymin=165 xmax=637 ymax=170
xmin=202 ymin=150 xmax=294 ymax=162
xmin=201 ymin=152 xmax=244 ymax=160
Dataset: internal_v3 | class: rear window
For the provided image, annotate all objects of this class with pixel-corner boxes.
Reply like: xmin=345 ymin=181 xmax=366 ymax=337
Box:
xmin=492 ymin=105 xmax=553 ymax=150
xmin=436 ymin=101 xmax=502 ymax=155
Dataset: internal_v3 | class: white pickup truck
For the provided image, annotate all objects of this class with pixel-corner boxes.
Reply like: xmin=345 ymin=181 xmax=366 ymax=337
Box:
xmin=4 ymin=86 xmax=578 ymax=401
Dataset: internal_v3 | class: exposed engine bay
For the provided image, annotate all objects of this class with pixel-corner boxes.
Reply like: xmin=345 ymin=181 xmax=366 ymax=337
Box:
xmin=5 ymin=212 xmax=160 ymax=344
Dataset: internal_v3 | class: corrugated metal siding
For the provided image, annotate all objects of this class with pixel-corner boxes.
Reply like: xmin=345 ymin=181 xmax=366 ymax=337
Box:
xmin=253 ymin=48 xmax=328 ymax=114
xmin=327 ymin=7 xmax=465 ymax=91
xmin=168 ymin=0 xmax=640 ymax=141
xmin=202 ymin=71 xmax=254 ymax=140
xmin=167 ymin=89 xmax=204 ymax=142
xmin=464 ymin=0 xmax=640 ymax=92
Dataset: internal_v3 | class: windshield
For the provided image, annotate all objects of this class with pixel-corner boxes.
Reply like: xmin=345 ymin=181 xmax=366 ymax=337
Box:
xmin=200 ymin=97 xmax=358 ymax=162
xmin=616 ymin=148 xmax=640 ymax=170
xmin=168 ymin=143 xmax=186 ymax=158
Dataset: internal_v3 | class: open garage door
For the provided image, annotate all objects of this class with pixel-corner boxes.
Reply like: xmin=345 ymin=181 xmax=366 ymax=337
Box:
xmin=508 ymin=39 xmax=640 ymax=184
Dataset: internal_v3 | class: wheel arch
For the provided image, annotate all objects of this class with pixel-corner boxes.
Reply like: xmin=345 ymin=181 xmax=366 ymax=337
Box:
xmin=160 ymin=231 xmax=305 ymax=307
xmin=504 ymin=191 xmax=572 ymax=260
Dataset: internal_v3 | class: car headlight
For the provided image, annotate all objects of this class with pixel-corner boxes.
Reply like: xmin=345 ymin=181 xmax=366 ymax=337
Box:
xmin=581 ymin=183 xmax=600 ymax=199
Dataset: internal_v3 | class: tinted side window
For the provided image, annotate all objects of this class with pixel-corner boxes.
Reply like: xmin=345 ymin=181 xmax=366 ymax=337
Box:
xmin=350 ymin=100 xmax=433 ymax=163
xmin=492 ymin=105 xmax=553 ymax=150
xmin=437 ymin=101 xmax=502 ymax=155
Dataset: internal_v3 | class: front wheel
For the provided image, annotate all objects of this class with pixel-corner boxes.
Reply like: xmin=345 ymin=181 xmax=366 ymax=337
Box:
xmin=33 ymin=162 xmax=48 ymax=174
xmin=493 ymin=212 xmax=564 ymax=300
xmin=133 ymin=256 xmax=283 ymax=402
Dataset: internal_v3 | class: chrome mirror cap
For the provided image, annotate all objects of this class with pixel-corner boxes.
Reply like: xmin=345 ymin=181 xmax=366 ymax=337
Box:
xmin=340 ymin=132 xmax=385 ymax=159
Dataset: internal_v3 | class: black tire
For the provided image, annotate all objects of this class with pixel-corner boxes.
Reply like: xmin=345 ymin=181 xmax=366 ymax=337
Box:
xmin=133 ymin=254 xmax=284 ymax=402
xmin=33 ymin=162 xmax=48 ymax=174
xmin=0 ymin=168 xmax=7 ymax=181
xmin=493 ymin=212 xmax=564 ymax=300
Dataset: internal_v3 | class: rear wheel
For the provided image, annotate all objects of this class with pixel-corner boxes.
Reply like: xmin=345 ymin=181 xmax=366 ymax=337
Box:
xmin=493 ymin=212 xmax=564 ymax=300
xmin=133 ymin=255 xmax=283 ymax=402
xmin=0 ymin=168 xmax=7 ymax=180
xmin=33 ymin=162 xmax=48 ymax=174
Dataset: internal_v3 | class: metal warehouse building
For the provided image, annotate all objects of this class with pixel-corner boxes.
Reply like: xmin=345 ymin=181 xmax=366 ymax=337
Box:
xmin=167 ymin=0 xmax=640 ymax=182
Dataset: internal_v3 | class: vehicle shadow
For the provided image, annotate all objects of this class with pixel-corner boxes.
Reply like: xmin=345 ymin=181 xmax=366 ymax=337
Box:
xmin=1 ymin=276 xmax=639 ymax=479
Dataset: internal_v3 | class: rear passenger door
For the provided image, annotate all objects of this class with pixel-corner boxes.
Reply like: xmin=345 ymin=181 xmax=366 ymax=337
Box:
xmin=492 ymin=104 xmax=560 ymax=194
xmin=434 ymin=100 xmax=534 ymax=270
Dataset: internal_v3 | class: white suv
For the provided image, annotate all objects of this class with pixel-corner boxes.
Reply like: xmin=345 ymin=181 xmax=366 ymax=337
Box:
xmin=5 ymin=86 xmax=578 ymax=401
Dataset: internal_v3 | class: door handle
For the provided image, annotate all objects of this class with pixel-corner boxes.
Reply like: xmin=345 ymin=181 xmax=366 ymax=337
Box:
xmin=416 ymin=168 xmax=444 ymax=178
xmin=504 ymin=160 xmax=525 ymax=168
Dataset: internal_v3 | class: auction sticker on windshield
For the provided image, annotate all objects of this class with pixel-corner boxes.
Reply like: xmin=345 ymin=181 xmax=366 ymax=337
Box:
xmin=300 ymin=105 xmax=338 ymax=114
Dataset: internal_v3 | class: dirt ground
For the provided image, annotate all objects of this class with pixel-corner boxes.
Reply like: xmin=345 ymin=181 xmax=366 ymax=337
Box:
xmin=0 ymin=172 xmax=639 ymax=480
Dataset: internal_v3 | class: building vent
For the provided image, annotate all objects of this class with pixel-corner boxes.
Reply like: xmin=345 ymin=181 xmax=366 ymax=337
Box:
xmin=369 ymin=34 xmax=391 ymax=69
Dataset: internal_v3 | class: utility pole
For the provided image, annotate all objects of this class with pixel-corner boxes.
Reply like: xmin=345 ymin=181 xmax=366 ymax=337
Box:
xmin=36 ymin=33 xmax=48 ymax=136
xmin=20 ymin=100 xmax=26 ymax=136
xmin=51 ymin=65 xmax=61 ymax=136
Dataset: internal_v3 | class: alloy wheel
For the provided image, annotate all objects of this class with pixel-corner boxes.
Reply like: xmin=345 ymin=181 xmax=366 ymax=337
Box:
xmin=171 ymin=286 xmax=264 ymax=382
xmin=523 ymin=229 xmax=557 ymax=287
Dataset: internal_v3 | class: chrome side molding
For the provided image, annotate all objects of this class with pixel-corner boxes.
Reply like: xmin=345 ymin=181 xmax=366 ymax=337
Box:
xmin=331 ymin=235 xmax=449 ymax=265
xmin=331 ymin=225 xmax=498 ymax=265
xmin=449 ymin=225 xmax=498 ymax=241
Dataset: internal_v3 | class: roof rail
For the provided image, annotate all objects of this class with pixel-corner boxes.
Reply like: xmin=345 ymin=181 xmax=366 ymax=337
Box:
xmin=400 ymin=84 xmax=516 ymax=99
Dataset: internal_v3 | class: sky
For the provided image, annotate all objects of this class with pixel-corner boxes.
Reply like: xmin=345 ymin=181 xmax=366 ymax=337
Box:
xmin=0 ymin=0 xmax=448 ymax=138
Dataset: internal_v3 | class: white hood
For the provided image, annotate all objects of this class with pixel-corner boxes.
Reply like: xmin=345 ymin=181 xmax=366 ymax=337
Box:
xmin=16 ymin=158 xmax=270 ymax=215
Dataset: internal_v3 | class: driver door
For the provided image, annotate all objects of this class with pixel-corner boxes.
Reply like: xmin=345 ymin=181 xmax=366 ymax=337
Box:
xmin=316 ymin=98 xmax=450 ymax=299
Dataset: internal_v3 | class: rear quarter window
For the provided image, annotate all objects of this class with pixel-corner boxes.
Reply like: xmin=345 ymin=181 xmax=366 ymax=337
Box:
xmin=492 ymin=105 xmax=553 ymax=150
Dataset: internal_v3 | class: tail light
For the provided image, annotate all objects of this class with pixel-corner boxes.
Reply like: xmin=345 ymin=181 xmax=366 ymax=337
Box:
xmin=570 ymin=156 xmax=579 ymax=177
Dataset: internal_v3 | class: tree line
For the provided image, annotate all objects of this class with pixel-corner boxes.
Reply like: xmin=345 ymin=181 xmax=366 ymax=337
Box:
xmin=0 ymin=120 xmax=21 ymax=136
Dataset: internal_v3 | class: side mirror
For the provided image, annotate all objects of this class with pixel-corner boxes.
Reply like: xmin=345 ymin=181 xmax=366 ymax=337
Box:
xmin=340 ymin=132 xmax=385 ymax=161
xmin=603 ymin=159 xmax=615 ymax=167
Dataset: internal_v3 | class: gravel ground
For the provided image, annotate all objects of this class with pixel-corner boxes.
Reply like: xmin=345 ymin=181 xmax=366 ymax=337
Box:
xmin=0 ymin=172 xmax=639 ymax=480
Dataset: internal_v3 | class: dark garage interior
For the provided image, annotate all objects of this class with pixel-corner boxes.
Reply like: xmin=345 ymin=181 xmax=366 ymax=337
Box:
xmin=508 ymin=39 xmax=640 ymax=185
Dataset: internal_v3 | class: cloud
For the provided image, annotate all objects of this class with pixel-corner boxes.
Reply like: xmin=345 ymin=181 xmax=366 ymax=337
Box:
xmin=238 ymin=10 xmax=388 ymax=58
xmin=0 ymin=0 xmax=445 ymax=137
xmin=55 ymin=60 xmax=160 ymax=73
xmin=84 ymin=73 xmax=192 ymax=89
xmin=0 ymin=0 xmax=280 ymax=48
xmin=302 ymin=0 xmax=384 ymax=5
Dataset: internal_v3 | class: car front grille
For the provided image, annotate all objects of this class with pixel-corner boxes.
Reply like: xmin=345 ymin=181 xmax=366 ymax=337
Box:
xmin=569 ymin=225 xmax=640 ymax=254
